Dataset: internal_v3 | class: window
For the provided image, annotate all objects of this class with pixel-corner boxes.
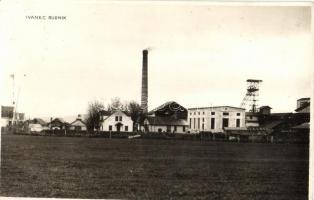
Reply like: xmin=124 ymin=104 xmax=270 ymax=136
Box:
xmin=223 ymin=112 xmax=229 ymax=116
xmin=222 ymin=118 xmax=229 ymax=128
xmin=198 ymin=112 xmax=200 ymax=115
xmin=194 ymin=112 xmax=196 ymax=115
xmin=202 ymin=118 xmax=205 ymax=122
xmin=174 ymin=126 xmax=177 ymax=132
xmin=109 ymin=125 xmax=112 ymax=131
xmin=119 ymin=116 xmax=122 ymax=121
xmin=211 ymin=118 xmax=215 ymax=129
xmin=125 ymin=126 xmax=128 ymax=131
xmin=158 ymin=128 xmax=162 ymax=133
xmin=189 ymin=118 xmax=192 ymax=128
xmin=198 ymin=118 xmax=200 ymax=129
xmin=115 ymin=116 xmax=118 ymax=121
xmin=194 ymin=118 xmax=196 ymax=129
xmin=183 ymin=126 xmax=186 ymax=132
xmin=203 ymin=112 xmax=205 ymax=115
xmin=236 ymin=119 xmax=240 ymax=127
xmin=202 ymin=123 xmax=204 ymax=130
xmin=250 ymin=116 xmax=253 ymax=119
xmin=237 ymin=113 xmax=241 ymax=116
xmin=211 ymin=112 xmax=215 ymax=115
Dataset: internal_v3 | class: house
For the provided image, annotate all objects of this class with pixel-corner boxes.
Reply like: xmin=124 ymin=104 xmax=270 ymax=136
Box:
xmin=1 ymin=106 xmax=14 ymax=129
xmin=69 ymin=114 xmax=87 ymax=131
xmin=188 ymin=106 xmax=245 ymax=133
xmin=47 ymin=118 xmax=70 ymax=130
xmin=25 ymin=118 xmax=48 ymax=132
xmin=145 ymin=101 xmax=188 ymax=134
xmin=295 ymin=98 xmax=310 ymax=113
xmin=100 ymin=110 xmax=133 ymax=132
xmin=1 ymin=106 xmax=25 ymax=132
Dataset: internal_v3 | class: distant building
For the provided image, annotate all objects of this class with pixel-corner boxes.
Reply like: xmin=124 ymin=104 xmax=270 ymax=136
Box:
xmin=47 ymin=118 xmax=70 ymax=130
xmin=144 ymin=101 xmax=188 ymax=133
xmin=69 ymin=114 xmax=87 ymax=131
xmin=259 ymin=106 xmax=272 ymax=115
xmin=188 ymin=106 xmax=245 ymax=133
xmin=245 ymin=112 xmax=260 ymax=127
xmin=295 ymin=98 xmax=310 ymax=113
xmin=100 ymin=110 xmax=133 ymax=132
xmin=1 ymin=106 xmax=25 ymax=130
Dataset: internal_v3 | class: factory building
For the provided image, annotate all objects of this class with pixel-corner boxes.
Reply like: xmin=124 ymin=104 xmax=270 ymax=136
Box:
xmin=187 ymin=106 xmax=246 ymax=133
xmin=144 ymin=101 xmax=188 ymax=133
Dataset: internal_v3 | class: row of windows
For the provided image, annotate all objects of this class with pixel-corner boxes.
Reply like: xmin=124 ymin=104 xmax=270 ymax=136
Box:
xmin=189 ymin=118 xmax=241 ymax=130
xmin=115 ymin=116 xmax=123 ymax=121
xmin=189 ymin=111 xmax=241 ymax=116
xmin=108 ymin=125 xmax=128 ymax=131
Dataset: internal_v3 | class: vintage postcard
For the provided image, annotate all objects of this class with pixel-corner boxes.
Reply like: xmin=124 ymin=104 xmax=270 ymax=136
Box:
xmin=0 ymin=1 xmax=312 ymax=199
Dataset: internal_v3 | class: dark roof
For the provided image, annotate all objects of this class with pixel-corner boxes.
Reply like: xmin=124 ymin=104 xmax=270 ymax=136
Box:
xmin=259 ymin=106 xmax=272 ymax=109
xmin=297 ymin=97 xmax=310 ymax=101
xmin=33 ymin=118 xmax=46 ymax=125
xmin=146 ymin=116 xmax=187 ymax=126
xmin=292 ymin=122 xmax=310 ymax=129
xmin=148 ymin=101 xmax=186 ymax=114
xmin=295 ymin=102 xmax=310 ymax=112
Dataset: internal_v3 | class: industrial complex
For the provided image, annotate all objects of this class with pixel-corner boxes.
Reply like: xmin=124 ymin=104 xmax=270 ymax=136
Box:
xmin=1 ymin=49 xmax=310 ymax=143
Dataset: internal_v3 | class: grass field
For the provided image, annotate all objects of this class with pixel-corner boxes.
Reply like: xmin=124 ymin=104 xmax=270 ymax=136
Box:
xmin=0 ymin=134 xmax=309 ymax=200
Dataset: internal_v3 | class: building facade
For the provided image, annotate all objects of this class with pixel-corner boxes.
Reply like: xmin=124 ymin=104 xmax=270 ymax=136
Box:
xmin=144 ymin=101 xmax=188 ymax=134
xmin=187 ymin=106 xmax=245 ymax=133
xmin=69 ymin=114 xmax=87 ymax=131
xmin=100 ymin=110 xmax=133 ymax=132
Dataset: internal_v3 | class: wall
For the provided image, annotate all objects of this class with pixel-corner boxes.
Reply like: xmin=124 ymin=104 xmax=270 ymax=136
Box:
xmin=188 ymin=107 xmax=246 ymax=133
xmin=148 ymin=125 xmax=187 ymax=134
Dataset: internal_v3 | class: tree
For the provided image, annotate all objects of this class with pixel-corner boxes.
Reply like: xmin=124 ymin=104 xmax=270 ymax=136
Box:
xmin=107 ymin=97 xmax=125 ymax=112
xmin=86 ymin=100 xmax=105 ymax=132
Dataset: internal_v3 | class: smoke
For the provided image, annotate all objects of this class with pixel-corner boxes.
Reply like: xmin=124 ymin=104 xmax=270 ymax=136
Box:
xmin=144 ymin=47 xmax=153 ymax=52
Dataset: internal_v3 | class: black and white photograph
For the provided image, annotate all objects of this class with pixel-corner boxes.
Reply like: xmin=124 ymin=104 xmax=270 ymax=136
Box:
xmin=0 ymin=1 xmax=312 ymax=199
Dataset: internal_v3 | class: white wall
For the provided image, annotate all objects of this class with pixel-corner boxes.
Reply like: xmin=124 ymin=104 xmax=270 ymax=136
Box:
xmin=188 ymin=107 xmax=246 ymax=133
xmin=101 ymin=110 xmax=133 ymax=132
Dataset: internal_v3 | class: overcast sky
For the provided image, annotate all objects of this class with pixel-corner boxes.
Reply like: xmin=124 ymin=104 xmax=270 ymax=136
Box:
xmin=0 ymin=1 xmax=312 ymax=119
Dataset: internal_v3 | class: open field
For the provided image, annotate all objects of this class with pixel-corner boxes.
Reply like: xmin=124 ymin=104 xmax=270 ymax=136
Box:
xmin=0 ymin=134 xmax=308 ymax=200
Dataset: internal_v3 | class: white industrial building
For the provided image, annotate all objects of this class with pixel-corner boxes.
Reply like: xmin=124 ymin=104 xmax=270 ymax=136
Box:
xmin=187 ymin=106 xmax=246 ymax=133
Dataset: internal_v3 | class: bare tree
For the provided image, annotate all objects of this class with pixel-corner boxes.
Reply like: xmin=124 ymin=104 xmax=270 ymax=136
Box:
xmin=107 ymin=97 xmax=125 ymax=112
xmin=86 ymin=100 xmax=105 ymax=132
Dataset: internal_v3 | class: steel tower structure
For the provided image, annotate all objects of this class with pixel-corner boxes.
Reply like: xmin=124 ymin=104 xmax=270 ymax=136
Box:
xmin=240 ymin=79 xmax=262 ymax=113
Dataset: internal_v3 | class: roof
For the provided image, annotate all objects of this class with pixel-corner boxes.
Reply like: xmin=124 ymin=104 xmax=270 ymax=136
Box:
xmin=292 ymin=122 xmax=310 ymax=129
xmin=148 ymin=101 xmax=186 ymax=114
xmin=295 ymin=102 xmax=310 ymax=112
xmin=188 ymin=106 xmax=245 ymax=110
xmin=70 ymin=118 xmax=86 ymax=127
xmin=259 ymin=106 xmax=272 ymax=109
xmin=146 ymin=116 xmax=187 ymax=126
xmin=297 ymin=97 xmax=310 ymax=101
xmin=33 ymin=118 xmax=46 ymax=125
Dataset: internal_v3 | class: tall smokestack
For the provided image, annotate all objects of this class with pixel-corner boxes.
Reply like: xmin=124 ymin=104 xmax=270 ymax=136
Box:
xmin=141 ymin=49 xmax=148 ymax=113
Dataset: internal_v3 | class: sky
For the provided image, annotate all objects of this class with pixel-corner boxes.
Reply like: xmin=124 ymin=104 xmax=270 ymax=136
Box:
xmin=0 ymin=1 xmax=312 ymax=119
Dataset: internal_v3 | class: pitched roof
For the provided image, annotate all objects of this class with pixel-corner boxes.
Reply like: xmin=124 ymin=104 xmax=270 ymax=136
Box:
xmin=146 ymin=116 xmax=187 ymax=126
xmin=148 ymin=101 xmax=186 ymax=114
xmin=260 ymin=106 xmax=272 ymax=109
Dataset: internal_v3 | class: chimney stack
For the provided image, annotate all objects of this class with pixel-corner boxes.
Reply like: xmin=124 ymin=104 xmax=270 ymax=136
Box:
xmin=141 ymin=49 xmax=148 ymax=113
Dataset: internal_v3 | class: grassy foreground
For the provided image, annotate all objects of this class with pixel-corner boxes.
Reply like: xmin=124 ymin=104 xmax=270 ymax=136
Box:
xmin=0 ymin=134 xmax=309 ymax=199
